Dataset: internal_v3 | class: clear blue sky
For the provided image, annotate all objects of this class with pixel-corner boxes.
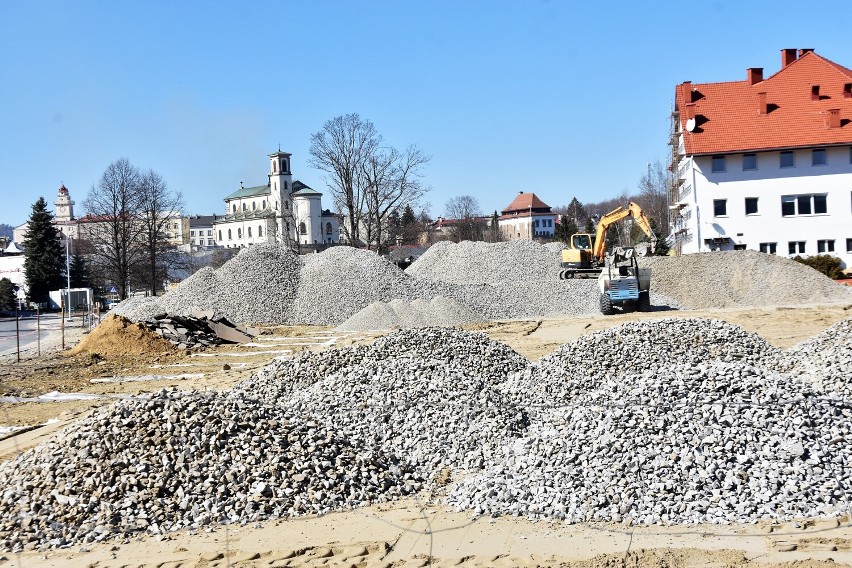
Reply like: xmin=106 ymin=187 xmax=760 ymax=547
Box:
xmin=2 ymin=0 xmax=850 ymax=226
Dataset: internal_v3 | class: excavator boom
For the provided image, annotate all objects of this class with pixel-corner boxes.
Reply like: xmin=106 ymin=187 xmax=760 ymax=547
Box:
xmin=592 ymin=201 xmax=657 ymax=261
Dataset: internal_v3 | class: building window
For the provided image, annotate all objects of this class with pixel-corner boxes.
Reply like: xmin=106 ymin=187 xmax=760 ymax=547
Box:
xmin=252 ymin=202 xmax=256 ymax=210
xmin=326 ymin=222 xmax=332 ymax=235
xmin=274 ymin=182 xmax=277 ymax=190
xmin=190 ymin=230 xmax=196 ymax=237
xmin=847 ymin=238 xmax=852 ymax=253
xmin=759 ymin=242 xmax=777 ymax=254
xmin=711 ymin=155 xmax=726 ymax=173
xmin=299 ymin=222 xmax=307 ymax=235
xmin=228 ymin=229 xmax=232 ymax=240
xmin=285 ymin=201 xmax=290 ymax=210
xmin=535 ymin=219 xmax=540 ymax=228
xmin=207 ymin=229 xmax=212 ymax=236
xmin=817 ymin=239 xmax=835 ymax=253
xmin=242 ymin=203 xmax=246 ymax=211
xmin=812 ymin=149 xmax=827 ymax=166
xmin=232 ymin=205 xmax=236 ymax=213
xmin=284 ymin=181 xmax=288 ymax=190
xmin=247 ymin=227 xmax=252 ymax=238
xmin=743 ymin=153 xmax=757 ymax=171
xmin=262 ymin=200 xmax=266 ymax=209
xmin=208 ymin=238 xmax=213 ymax=245
xmin=781 ymin=194 xmax=828 ymax=216
xmin=219 ymin=230 xmax=222 ymax=241
xmin=788 ymin=241 xmax=805 ymax=254
xmin=273 ymin=162 xmax=277 ymax=172
xmin=780 ymin=151 xmax=795 ymax=168
xmin=745 ymin=197 xmax=758 ymax=215
xmin=713 ymin=199 xmax=727 ymax=217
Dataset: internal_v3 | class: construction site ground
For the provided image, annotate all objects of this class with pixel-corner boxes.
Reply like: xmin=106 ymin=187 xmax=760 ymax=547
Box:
xmin=1 ymin=303 xmax=851 ymax=567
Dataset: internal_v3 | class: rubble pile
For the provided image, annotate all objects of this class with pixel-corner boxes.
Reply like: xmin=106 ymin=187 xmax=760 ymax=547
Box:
xmin=0 ymin=390 xmax=418 ymax=551
xmin=639 ymin=250 xmax=852 ymax=309
xmin=138 ymin=313 xmax=255 ymax=349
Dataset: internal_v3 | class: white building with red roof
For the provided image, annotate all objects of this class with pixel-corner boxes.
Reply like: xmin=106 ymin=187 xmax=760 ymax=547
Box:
xmin=498 ymin=191 xmax=557 ymax=240
xmin=670 ymin=48 xmax=852 ymax=269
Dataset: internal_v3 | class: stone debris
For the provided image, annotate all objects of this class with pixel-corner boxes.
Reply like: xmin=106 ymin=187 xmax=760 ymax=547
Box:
xmin=639 ymin=250 xmax=852 ymax=309
xmin=0 ymin=390 xmax=417 ymax=551
xmin=337 ymin=296 xmax=483 ymax=331
xmin=140 ymin=313 xmax=255 ymax=349
xmin=770 ymin=317 xmax=852 ymax=399
xmin=2 ymin=319 xmax=852 ymax=550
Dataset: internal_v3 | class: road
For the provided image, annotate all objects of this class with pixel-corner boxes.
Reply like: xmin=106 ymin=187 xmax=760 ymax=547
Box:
xmin=0 ymin=313 xmax=71 ymax=359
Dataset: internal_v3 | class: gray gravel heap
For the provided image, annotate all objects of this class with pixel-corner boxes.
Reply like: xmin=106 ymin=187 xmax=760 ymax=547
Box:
xmin=0 ymin=389 xmax=417 ymax=551
xmin=639 ymin=250 xmax=852 ymax=309
xmin=233 ymin=328 xmax=529 ymax=476
xmin=450 ymin=359 xmax=852 ymax=524
xmin=502 ymin=318 xmax=781 ymax=411
xmin=406 ymin=240 xmax=565 ymax=285
xmin=337 ymin=296 xmax=483 ymax=331
xmin=111 ymin=295 xmax=164 ymax=322
xmin=770 ymin=317 xmax=852 ymax=400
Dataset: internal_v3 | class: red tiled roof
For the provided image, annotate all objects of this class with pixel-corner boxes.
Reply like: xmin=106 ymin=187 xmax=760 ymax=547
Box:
xmin=501 ymin=192 xmax=552 ymax=213
xmin=676 ymin=50 xmax=852 ymax=156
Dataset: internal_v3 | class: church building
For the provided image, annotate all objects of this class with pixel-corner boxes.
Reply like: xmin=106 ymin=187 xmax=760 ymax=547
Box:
xmin=213 ymin=150 xmax=340 ymax=249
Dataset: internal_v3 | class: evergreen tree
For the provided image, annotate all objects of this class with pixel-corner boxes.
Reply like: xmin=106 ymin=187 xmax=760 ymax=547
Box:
xmin=69 ymin=253 xmax=91 ymax=288
xmin=649 ymin=218 xmax=670 ymax=256
xmin=0 ymin=278 xmax=15 ymax=311
xmin=401 ymin=204 xmax=417 ymax=227
xmin=584 ymin=217 xmax=595 ymax=233
xmin=22 ymin=197 xmax=65 ymax=305
xmin=555 ymin=214 xmax=578 ymax=243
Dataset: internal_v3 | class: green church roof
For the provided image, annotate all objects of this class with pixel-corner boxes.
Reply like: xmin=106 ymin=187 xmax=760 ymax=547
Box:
xmin=224 ymin=184 xmax=271 ymax=200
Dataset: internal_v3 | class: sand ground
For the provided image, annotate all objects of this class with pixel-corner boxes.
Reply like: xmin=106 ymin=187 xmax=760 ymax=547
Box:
xmin=1 ymin=303 xmax=851 ymax=567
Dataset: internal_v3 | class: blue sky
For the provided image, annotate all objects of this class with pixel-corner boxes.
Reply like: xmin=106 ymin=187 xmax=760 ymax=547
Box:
xmin=2 ymin=0 xmax=850 ymax=226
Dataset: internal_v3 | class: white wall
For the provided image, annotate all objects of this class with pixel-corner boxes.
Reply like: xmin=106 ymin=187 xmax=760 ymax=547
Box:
xmin=678 ymin=145 xmax=852 ymax=268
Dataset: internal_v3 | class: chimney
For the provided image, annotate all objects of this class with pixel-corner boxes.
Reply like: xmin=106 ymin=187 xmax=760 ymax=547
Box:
xmin=758 ymin=92 xmax=768 ymax=115
xmin=781 ymin=48 xmax=797 ymax=68
xmin=747 ymin=68 xmax=764 ymax=85
xmin=684 ymin=103 xmax=696 ymax=120
xmin=844 ymin=83 xmax=852 ymax=99
xmin=827 ymin=108 xmax=841 ymax=129
xmin=811 ymin=85 xmax=820 ymax=101
xmin=798 ymin=48 xmax=814 ymax=57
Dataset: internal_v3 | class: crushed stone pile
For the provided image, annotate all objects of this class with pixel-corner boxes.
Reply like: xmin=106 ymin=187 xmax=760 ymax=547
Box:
xmin=4 ymin=319 xmax=852 ymax=550
xmin=406 ymin=240 xmax=565 ymax=285
xmin=233 ymin=328 xmax=529 ymax=476
xmin=771 ymin=317 xmax=852 ymax=399
xmin=337 ymin=296 xmax=482 ymax=331
xmin=0 ymin=389 xmax=417 ymax=551
xmin=450 ymin=359 xmax=851 ymax=524
xmin=290 ymin=247 xmax=441 ymax=325
xmin=639 ymin=250 xmax=852 ymax=309
xmin=502 ymin=318 xmax=781 ymax=411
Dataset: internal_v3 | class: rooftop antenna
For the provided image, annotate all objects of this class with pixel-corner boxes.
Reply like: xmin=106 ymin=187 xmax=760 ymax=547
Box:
xmin=278 ymin=143 xmax=281 ymax=152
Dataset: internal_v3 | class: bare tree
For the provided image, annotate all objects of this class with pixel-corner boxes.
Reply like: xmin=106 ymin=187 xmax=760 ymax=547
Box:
xmin=83 ymin=159 xmax=145 ymax=299
xmin=137 ymin=169 xmax=184 ymax=295
xmin=361 ymin=145 xmax=430 ymax=252
xmin=638 ymin=160 xmax=670 ymax=236
xmin=445 ymin=195 xmax=485 ymax=242
xmin=309 ymin=114 xmax=380 ymax=246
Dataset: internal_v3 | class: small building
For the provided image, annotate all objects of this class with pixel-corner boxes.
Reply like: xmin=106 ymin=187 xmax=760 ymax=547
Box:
xmin=498 ymin=192 xmax=557 ymax=240
xmin=188 ymin=215 xmax=217 ymax=248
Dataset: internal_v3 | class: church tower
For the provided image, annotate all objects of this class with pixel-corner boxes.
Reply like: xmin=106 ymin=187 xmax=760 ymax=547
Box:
xmin=54 ymin=184 xmax=75 ymax=222
xmin=268 ymin=150 xmax=293 ymax=241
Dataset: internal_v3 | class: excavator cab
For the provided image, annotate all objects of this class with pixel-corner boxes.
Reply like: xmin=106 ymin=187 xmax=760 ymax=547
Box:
xmin=558 ymin=233 xmax=600 ymax=279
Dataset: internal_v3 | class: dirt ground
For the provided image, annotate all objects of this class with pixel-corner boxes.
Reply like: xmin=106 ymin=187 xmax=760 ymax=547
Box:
xmin=1 ymin=304 xmax=851 ymax=567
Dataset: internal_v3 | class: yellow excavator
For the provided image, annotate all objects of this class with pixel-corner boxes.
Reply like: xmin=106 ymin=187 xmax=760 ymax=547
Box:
xmin=558 ymin=202 xmax=657 ymax=314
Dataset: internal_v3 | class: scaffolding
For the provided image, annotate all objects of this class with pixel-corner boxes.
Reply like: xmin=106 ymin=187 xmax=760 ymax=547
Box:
xmin=667 ymin=103 xmax=687 ymax=256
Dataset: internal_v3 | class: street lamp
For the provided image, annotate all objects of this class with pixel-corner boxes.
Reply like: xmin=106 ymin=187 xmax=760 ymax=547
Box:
xmin=65 ymin=234 xmax=71 ymax=320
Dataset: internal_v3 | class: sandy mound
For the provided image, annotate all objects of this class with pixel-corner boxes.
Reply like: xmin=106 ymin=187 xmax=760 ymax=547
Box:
xmin=67 ymin=314 xmax=175 ymax=358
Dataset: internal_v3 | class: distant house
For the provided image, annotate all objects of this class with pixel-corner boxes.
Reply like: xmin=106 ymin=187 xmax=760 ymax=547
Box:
xmin=670 ymin=48 xmax=852 ymax=268
xmin=498 ymin=192 xmax=557 ymax=240
xmin=188 ymin=215 xmax=217 ymax=248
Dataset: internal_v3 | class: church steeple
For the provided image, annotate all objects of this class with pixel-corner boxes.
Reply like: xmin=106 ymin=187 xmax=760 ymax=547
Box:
xmin=268 ymin=150 xmax=294 ymax=242
xmin=54 ymin=184 xmax=74 ymax=222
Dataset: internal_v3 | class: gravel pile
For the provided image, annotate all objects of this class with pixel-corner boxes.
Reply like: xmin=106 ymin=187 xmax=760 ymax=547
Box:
xmin=291 ymin=247 xmax=437 ymax=325
xmin=502 ymin=318 xmax=781 ymax=410
xmin=338 ymin=296 xmax=482 ymax=331
xmin=639 ymin=250 xmax=852 ymax=309
xmin=450 ymin=358 xmax=852 ymax=524
xmin=406 ymin=240 xmax=565 ymax=285
xmin=0 ymin=389 xmax=417 ymax=551
xmin=771 ymin=317 xmax=852 ymax=400
xmin=234 ymin=328 xmax=529 ymax=476
xmin=110 ymin=295 xmax=164 ymax=322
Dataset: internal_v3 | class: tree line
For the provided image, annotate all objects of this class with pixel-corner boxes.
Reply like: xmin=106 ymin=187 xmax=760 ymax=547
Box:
xmin=19 ymin=158 xmax=183 ymax=306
